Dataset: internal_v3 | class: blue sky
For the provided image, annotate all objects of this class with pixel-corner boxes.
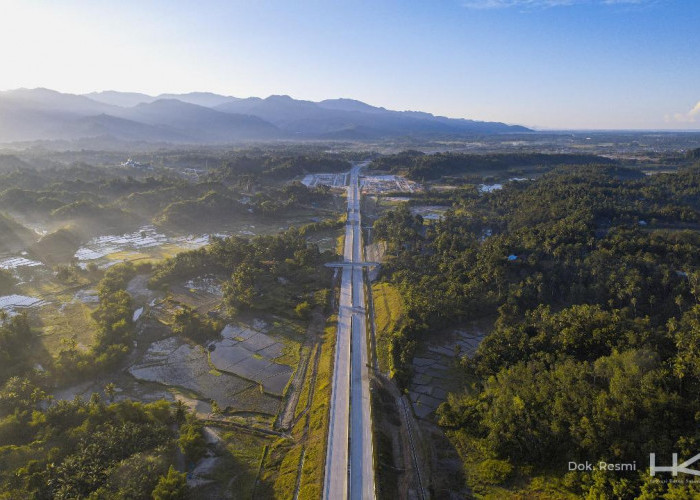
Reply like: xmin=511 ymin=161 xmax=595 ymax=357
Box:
xmin=1 ymin=0 xmax=698 ymax=129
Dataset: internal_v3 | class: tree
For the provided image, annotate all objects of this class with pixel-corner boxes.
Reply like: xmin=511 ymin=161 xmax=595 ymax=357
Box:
xmin=104 ymin=383 xmax=116 ymax=403
xmin=225 ymin=262 xmax=259 ymax=314
xmin=152 ymin=466 xmax=188 ymax=500
xmin=671 ymin=304 xmax=700 ymax=383
xmin=294 ymin=301 xmax=311 ymax=319
xmin=178 ymin=418 xmax=206 ymax=463
xmin=172 ymin=306 xmax=219 ymax=344
xmin=210 ymin=400 xmax=222 ymax=417
xmin=173 ymin=400 xmax=187 ymax=425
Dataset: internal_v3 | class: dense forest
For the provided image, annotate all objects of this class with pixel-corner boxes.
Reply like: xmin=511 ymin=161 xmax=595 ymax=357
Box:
xmin=0 ymin=391 xmax=191 ymax=499
xmin=369 ymin=151 xmax=618 ymax=180
xmin=373 ymin=163 xmax=700 ymax=497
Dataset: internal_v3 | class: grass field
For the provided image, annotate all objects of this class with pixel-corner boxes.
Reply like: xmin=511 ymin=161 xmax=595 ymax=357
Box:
xmin=216 ymin=430 xmax=272 ymax=499
xmin=371 ymin=282 xmax=405 ymax=373
xmin=272 ymin=440 xmax=303 ymax=498
xmin=296 ymin=315 xmax=335 ymax=499
xmin=34 ymin=301 xmax=98 ymax=354
xmin=335 ymin=234 xmax=345 ymax=255
xmin=294 ymin=343 xmax=318 ymax=419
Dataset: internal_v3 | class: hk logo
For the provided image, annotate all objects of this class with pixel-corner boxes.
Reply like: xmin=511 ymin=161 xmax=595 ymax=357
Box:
xmin=650 ymin=453 xmax=700 ymax=476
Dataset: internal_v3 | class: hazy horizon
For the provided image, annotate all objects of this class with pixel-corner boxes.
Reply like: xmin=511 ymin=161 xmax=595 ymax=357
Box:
xmin=1 ymin=0 xmax=699 ymax=130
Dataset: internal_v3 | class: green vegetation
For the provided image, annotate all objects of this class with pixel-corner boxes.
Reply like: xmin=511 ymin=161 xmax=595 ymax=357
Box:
xmin=0 ymin=388 xmax=178 ymax=499
xmin=178 ymin=415 xmax=207 ymax=463
xmin=272 ymin=442 xmax=303 ymax=498
xmin=371 ymin=282 xmax=406 ymax=374
xmin=250 ymin=182 xmax=334 ymax=216
xmin=294 ymin=344 xmax=318 ymax=420
xmin=0 ymin=151 xmax=348 ymax=249
xmin=373 ymin=163 xmax=700 ymax=497
xmin=0 ymin=148 xmax=351 ymax=498
xmin=155 ymin=190 xmax=245 ymax=230
xmin=370 ymin=151 xmax=618 ymax=181
xmin=36 ymin=301 xmax=98 ymax=356
xmin=297 ymin=317 xmax=336 ymax=499
xmin=214 ymin=153 xmax=350 ymax=183
xmin=262 ymin=315 xmax=336 ymax=499
xmin=215 ymin=431 xmax=271 ymax=498
xmin=297 ymin=216 xmax=345 ymax=237
xmin=54 ymin=262 xmax=141 ymax=381
xmin=151 ymin=228 xmax=334 ymax=318
xmin=152 ymin=466 xmax=189 ymax=500
xmin=30 ymin=225 xmax=84 ymax=263
xmin=172 ymin=305 xmax=222 ymax=344
xmin=0 ymin=314 xmax=33 ymax=384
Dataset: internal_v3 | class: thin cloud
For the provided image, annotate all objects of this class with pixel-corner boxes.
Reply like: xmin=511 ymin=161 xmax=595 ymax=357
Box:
xmin=667 ymin=101 xmax=700 ymax=124
xmin=463 ymin=0 xmax=655 ymax=9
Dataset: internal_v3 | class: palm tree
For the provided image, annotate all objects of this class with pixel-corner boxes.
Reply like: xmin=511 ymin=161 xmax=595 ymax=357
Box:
xmin=104 ymin=383 xmax=116 ymax=403
xmin=173 ymin=400 xmax=187 ymax=425
xmin=210 ymin=400 xmax=222 ymax=418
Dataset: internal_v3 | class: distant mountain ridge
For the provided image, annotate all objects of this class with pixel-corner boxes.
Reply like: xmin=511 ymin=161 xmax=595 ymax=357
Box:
xmin=0 ymin=88 xmax=531 ymax=144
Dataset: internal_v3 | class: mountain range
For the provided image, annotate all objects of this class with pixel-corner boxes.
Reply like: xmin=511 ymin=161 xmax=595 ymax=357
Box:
xmin=0 ymin=88 xmax=531 ymax=144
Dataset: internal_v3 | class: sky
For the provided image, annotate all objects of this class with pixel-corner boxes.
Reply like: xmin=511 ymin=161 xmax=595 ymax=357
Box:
xmin=0 ymin=0 xmax=698 ymax=130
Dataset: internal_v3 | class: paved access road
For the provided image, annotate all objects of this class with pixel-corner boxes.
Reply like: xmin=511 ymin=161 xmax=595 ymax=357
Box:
xmin=324 ymin=163 xmax=376 ymax=500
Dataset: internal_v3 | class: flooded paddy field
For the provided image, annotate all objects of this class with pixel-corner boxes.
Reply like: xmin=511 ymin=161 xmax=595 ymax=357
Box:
xmin=0 ymin=294 xmax=47 ymax=316
xmin=0 ymin=256 xmax=42 ymax=269
xmin=408 ymin=321 xmax=490 ymax=419
xmin=129 ymin=336 xmax=282 ymax=415
xmin=168 ymin=282 xmax=223 ymax=316
xmin=50 ymin=311 xmax=302 ymax=420
xmin=210 ymin=323 xmax=293 ymax=396
xmin=73 ymin=225 xmax=214 ymax=266
xmin=410 ymin=205 xmax=449 ymax=221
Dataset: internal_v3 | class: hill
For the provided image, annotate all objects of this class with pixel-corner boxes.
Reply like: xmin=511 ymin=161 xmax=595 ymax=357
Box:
xmin=29 ymin=224 xmax=84 ymax=263
xmin=0 ymin=90 xmax=280 ymax=144
xmin=0 ymin=88 xmax=531 ymax=145
xmin=115 ymin=99 xmax=280 ymax=142
xmin=0 ymin=213 xmax=36 ymax=253
xmin=214 ymin=94 xmax=530 ymax=138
